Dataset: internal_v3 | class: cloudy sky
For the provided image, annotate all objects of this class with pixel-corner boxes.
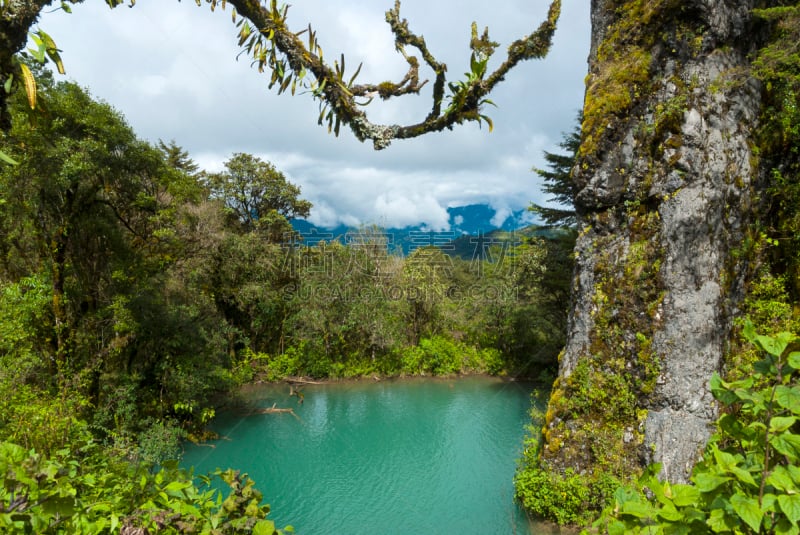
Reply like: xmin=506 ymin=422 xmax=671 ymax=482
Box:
xmin=36 ymin=0 xmax=590 ymax=230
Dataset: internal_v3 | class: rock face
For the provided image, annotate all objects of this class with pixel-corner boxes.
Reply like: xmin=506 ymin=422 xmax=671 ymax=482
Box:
xmin=542 ymin=0 xmax=763 ymax=483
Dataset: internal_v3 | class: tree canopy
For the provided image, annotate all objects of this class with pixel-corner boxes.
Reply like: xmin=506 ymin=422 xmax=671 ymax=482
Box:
xmin=206 ymin=152 xmax=311 ymax=236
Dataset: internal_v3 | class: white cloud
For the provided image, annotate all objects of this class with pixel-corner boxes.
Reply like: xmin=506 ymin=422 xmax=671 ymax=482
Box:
xmin=490 ymin=205 xmax=512 ymax=228
xmin=36 ymin=0 xmax=590 ymax=230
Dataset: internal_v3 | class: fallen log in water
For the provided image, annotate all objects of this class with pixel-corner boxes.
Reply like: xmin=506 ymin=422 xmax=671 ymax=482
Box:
xmin=255 ymin=403 xmax=295 ymax=415
xmin=286 ymin=378 xmax=324 ymax=385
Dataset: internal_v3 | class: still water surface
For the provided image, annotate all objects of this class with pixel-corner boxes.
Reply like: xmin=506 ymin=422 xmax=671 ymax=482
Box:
xmin=182 ymin=376 xmax=548 ymax=535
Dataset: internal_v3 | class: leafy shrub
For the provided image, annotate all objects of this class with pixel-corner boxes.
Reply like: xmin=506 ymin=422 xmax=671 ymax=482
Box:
xmin=592 ymin=324 xmax=800 ymax=534
xmin=264 ymin=347 xmax=302 ymax=381
xmin=515 ymin=466 xmax=593 ymax=526
xmin=137 ymin=419 xmax=186 ymax=465
xmin=478 ymin=347 xmax=506 ymax=375
xmin=0 ymin=385 xmax=92 ymax=458
xmin=0 ymin=439 xmax=292 ymax=534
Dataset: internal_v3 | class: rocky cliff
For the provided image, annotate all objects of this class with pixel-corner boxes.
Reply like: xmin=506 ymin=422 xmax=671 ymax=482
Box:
xmin=541 ymin=0 xmax=763 ymax=484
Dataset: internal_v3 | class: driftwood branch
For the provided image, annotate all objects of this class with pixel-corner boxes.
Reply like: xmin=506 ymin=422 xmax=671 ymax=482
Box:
xmin=255 ymin=403 xmax=295 ymax=414
xmin=286 ymin=378 xmax=323 ymax=386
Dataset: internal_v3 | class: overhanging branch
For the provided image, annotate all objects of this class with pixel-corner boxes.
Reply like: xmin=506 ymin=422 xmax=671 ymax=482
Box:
xmin=217 ymin=0 xmax=562 ymax=149
xmin=1 ymin=0 xmax=561 ymax=150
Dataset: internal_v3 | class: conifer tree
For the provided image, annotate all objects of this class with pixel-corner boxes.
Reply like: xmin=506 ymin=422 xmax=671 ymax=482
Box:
xmin=529 ymin=115 xmax=580 ymax=228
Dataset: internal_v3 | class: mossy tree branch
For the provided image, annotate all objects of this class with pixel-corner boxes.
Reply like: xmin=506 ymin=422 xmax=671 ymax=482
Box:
xmin=2 ymin=0 xmax=561 ymax=150
xmin=197 ymin=0 xmax=562 ymax=149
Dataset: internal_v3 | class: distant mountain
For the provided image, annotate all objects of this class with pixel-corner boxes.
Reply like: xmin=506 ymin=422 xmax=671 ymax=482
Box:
xmin=291 ymin=203 xmax=536 ymax=255
xmin=446 ymin=204 xmax=532 ymax=235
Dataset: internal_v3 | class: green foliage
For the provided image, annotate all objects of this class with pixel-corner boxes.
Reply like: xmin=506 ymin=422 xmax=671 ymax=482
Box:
xmin=398 ymin=336 xmax=499 ymax=376
xmin=0 ymin=53 xmax=577 ymax=535
xmin=751 ymin=4 xmax=800 ymax=300
xmin=0 ymin=439 xmax=291 ymax=534
xmin=0 ymin=386 xmax=92 ymax=458
xmin=262 ymin=347 xmax=302 ymax=381
xmin=591 ymin=325 xmax=800 ymax=534
xmin=205 ymin=152 xmax=311 ymax=236
xmin=753 ymin=5 xmax=800 ymax=152
xmin=529 ymin=113 xmax=580 ymax=228
xmin=515 ymin=382 xmax=625 ymax=527
xmin=137 ymin=420 xmax=186 ymax=465
xmin=515 ymin=467 xmax=593 ymax=526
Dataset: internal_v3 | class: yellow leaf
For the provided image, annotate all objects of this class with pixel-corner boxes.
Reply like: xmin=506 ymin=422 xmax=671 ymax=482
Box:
xmin=20 ymin=63 xmax=36 ymax=109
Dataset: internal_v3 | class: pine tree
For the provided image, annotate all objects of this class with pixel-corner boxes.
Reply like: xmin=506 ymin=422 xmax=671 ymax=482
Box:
xmin=529 ymin=115 xmax=580 ymax=228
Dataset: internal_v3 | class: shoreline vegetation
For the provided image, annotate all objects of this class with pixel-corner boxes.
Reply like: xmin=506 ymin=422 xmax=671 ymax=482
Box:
xmin=5 ymin=9 xmax=797 ymax=529
xmin=212 ymin=368 xmax=552 ymax=424
xmin=0 ymin=68 xmax=572 ymax=534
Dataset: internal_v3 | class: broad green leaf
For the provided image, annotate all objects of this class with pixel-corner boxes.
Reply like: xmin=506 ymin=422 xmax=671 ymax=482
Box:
xmin=666 ymin=525 xmax=693 ymax=535
xmin=671 ymin=484 xmax=701 ymax=507
xmin=788 ymin=464 xmax=800 ymax=484
xmin=713 ymin=447 xmax=738 ymax=471
xmin=764 ymin=493 xmax=779 ymax=513
xmin=711 ymin=374 xmax=754 ymax=405
xmin=606 ymin=520 xmax=628 ymax=535
xmin=694 ymin=472 xmax=732 ymax=493
xmin=779 ymin=494 xmax=800 ymax=524
xmin=752 ymin=331 xmax=794 ymax=358
xmin=755 ymin=355 xmax=779 ymax=377
xmin=771 ymin=416 xmax=799 ymax=433
xmin=615 ymin=485 xmax=642 ymax=507
xmin=731 ymin=466 xmax=758 ymax=487
xmin=707 ymin=508 xmax=736 ymax=532
xmin=776 ymin=386 xmax=800 ymax=414
xmin=734 ymin=388 xmax=765 ymax=407
xmin=622 ymin=500 xmax=656 ymax=519
xmin=788 ymin=351 xmax=800 ymax=370
xmin=681 ymin=506 xmax=707 ymax=524
xmin=658 ymin=502 xmax=683 ymax=522
xmin=768 ymin=466 xmax=797 ymax=492
xmin=164 ymin=480 xmax=191 ymax=496
xmin=252 ymin=519 xmax=276 ymax=535
xmin=772 ymin=432 xmax=800 ymax=461
xmin=719 ymin=414 xmax=755 ymax=441
xmin=731 ymin=493 xmax=763 ymax=533
xmin=775 ymin=518 xmax=800 ymax=535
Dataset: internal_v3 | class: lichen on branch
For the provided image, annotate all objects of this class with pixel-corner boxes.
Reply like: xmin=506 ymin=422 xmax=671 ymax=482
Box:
xmin=1 ymin=0 xmax=560 ymax=148
xmin=202 ymin=0 xmax=562 ymax=149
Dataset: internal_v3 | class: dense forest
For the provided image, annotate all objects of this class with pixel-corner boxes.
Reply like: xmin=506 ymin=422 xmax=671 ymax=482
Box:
xmin=0 ymin=65 xmax=574 ymax=532
xmin=3 ymin=0 xmax=800 ymax=533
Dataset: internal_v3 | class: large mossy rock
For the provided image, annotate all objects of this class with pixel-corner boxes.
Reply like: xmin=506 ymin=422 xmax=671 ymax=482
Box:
xmin=542 ymin=0 xmax=763 ymax=485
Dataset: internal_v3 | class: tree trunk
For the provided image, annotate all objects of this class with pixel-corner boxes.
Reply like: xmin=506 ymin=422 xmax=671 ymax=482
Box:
xmin=541 ymin=0 xmax=763 ymax=483
xmin=51 ymin=222 xmax=69 ymax=375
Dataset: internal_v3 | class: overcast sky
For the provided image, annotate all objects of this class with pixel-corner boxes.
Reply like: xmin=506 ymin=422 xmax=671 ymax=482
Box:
xmin=36 ymin=0 xmax=590 ymax=230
